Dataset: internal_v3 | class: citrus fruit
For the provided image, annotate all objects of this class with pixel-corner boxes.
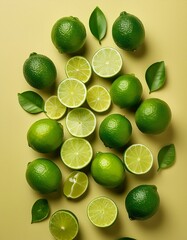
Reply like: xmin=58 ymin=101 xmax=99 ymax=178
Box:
xmin=49 ymin=210 xmax=79 ymax=240
xmin=60 ymin=137 xmax=93 ymax=169
xmin=51 ymin=16 xmax=86 ymax=54
xmin=125 ymin=184 xmax=160 ymax=220
xmin=23 ymin=52 xmax=57 ymax=89
xmin=123 ymin=144 xmax=153 ymax=174
xmin=27 ymin=118 xmax=63 ymax=153
xmin=57 ymin=78 xmax=87 ymax=108
xmin=65 ymin=56 xmax=92 ymax=83
xmin=63 ymin=171 xmax=89 ymax=199
xmin=66 ymin=108 xmax=96 ymax=137
xmin=86 ymin=85 xmax=111 ymax=112
xmin=91 ymin=47 xmax=123 ymax=78
xmin=26 ymin=158 xmax=62 ymax=194
xmin=135 ymin=98 xmax=172 ymax=134
xmin=110 ymin=74 xmax=143 ymax=109
xmin=91 ymin=152 xmax=125 ymax=188
xmin=99 ymin=113 xmax=132 ymax=148
xmin=87 ymin=196 xmax=118 ymax=227
xmin=44 ymin=95 xmax=67 ymax=120
xmin=112 ymin=11 xmax=145 ymax=51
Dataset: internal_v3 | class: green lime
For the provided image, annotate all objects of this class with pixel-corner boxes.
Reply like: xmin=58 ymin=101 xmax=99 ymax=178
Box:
xmin=27 ymin=118 xmax=63 ymax=153
xmin=87 ymin=196 xmax=118 ymax=227
xmin=51 ymin=16 xmax=86 ymax=54
xmin=112 ymin=11 xmax=145 ymax=51
xmin=99 ymin=113 xmax=132 ymax=148
xmin=110 ymin=74 xmax=143 ymax=109
xmin=49 ymin=210 xmax=79 ymax=240
xmin=91 ymin=152 xmax=125 ymax=188
xmin=23 ymin=52 xmax=57 ymax=89
xmin=26 ymin=158 xmax=62 ymax=194
xmin=125 ymin=184 xmax=160 ymax=220
xmin=135 ymin=98 xmax=172 ymax=134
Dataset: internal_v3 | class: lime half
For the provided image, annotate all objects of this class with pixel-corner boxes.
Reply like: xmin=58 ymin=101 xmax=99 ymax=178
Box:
xmin=87 ymin=196 xmax=118 ymax=227
xmin=123 ymin=144 xmax=153 ymax=174
xmin=49 ymin=210 xmax=79 ymax=240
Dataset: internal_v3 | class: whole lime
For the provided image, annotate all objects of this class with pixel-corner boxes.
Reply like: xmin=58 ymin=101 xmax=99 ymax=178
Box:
xmin=27 ymin=118 xmax=63 ymax=153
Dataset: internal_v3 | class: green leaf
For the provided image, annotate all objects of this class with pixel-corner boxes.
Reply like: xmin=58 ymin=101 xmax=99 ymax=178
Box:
xmin=18 ymin=91 xmax=44 ymax=114
xmin=117 ymin=238 xmax=136 ymax=240
xmin=31 ymin=199 xmax=50 ymax=223
xmin=145 ymin=61 xmax=166 ymax=93
xmin=89 ymin=6 xmax=107 ymax=44
xmin=157 ymin=144 xmax=176 ymax=171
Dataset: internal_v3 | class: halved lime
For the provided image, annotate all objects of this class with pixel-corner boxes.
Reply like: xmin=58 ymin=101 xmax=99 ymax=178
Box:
xmin=44 ymin=95 xmax=67 ymax=120
xmin=87 ymin=196 xmax=118 ymax=227
xmin=65 ymin=56 xmax=92 ymax=83
xmin=49 ymin=210 xmax=79 ymax=240
xmin=63 ymin=171 xmax=89 ymax=199
xmin=91 ymin=47 xmax=123 ymax=78
xmin=123 ymin=144 xmax=153 ymax=174
xmin=57 ymin=78 xmax=87 ymax=108
xmin=66 ymin=108 xmax=96 ymax=137
xmin=86 ymin=85 xmax=111 ymax=112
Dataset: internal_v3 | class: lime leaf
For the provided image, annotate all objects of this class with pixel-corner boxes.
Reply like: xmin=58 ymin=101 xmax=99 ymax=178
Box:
xmin=89 ymin=6 xmax=107 ymax=44
xmin=31 ymin=199 xmax=50 ymax=223
xmin=145 ymin=61 xmax=165 ymax=93
xmin=117 ymin=238 xmax=136 ymax=240
xmin=157 ymin=144 xmax=176 ymax=171
xmin=18 ymin=91 xmax=44 ymax=113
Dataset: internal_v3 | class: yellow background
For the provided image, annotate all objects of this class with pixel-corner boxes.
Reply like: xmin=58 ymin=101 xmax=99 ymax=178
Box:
xmin=1 ymin=0 xmax=187 ymax=239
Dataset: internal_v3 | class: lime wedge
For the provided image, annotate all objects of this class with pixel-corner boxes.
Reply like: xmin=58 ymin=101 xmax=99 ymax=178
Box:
xmin=49 ymin=210 xmax=79 ymax=240
xmin=57 ymin=78 xmax=87 ymax=108
xmin=63 ymin=171 xmax=89 ymax=199
xmin=86 ymin=85 xmax=111 ymax=112
xmin=65 ymin=56 xmax=92 ymax=83
xmin=123 ymin=144 xmax=153 ymax=174
xmin=91 ymin=47 xmax=123 ymax=78
xmin=87 ymin=196 xmax=118 ymax=227
xmin=66 ymin=107 xmax=96 ymax=137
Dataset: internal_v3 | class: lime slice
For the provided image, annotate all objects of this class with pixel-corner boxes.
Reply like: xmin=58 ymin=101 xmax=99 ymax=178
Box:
xmin=60 ymin=137 xmax=93 ymax=169
xmin=63 ymin=171 xmax=89 ymax=199
xmin=86 ymin=85 xmax=111 ymax=112
xmin=49 ymin=210 xmax=79 ymax=240
xmin=123 ymin=144 xmax=153 ymax=174
xmin=66 ymin=108 xmax=96 ymax=137
xmin=87 ymin=196 xmax=118 ymax=227
xmin=65 ymin=56 xmax=92 ymax=83
xmin=91 ymin=47 xmax=123 ymax=78
xmin=44 ymin=95 xmax=67 ymax=120
xmin=57 ymin=78 xmax=87 ymax=108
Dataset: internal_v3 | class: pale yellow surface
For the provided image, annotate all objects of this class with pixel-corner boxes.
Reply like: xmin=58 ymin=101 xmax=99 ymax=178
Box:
xmin=1 ymin=0 xmax=187 ymax=239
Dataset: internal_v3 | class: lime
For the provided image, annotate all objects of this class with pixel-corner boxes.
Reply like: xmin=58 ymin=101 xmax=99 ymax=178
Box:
xmin=27 ymin=118 xmax=63 ymax=153
xmin=44 ymin=95 xmax=67 ymax=120
xmin=91 ymin=152 xmax=125 ymax=188
xmin=112 ymin=11 xmax=145 ymax=51
xmin=63 ymin=171 xmax=89 ymax=199
xmin=135 ymin=98 xmax=172 ymax=134
xmin=99 ymin=113 xmax=132 ymax=148
xmin=125 ymin=184 xmax=160 ymax=220
xmin=86 ymin=85 xmax=111 ymax=112
xmin=26 ymin=158 xmax=62 ymax=194
xmin=60 ymin=137 xmax=93 ymax=169
xmin=23 ymin=52 xmax=56 ymax=89
xmin=49 ymin=210 xmax=79 ymax=240
xmin=87 ymin=196 xmax=118 ymax=227
xmin=123 ymin=144 xmax=153 ymax=174
xmin=66 ymin=108 xmax=96 ymax=137
xmin=57 ymin=78 xmax=87 ymax=108
xmin=51 ymin=16 xmax=86 ymax=54
xmin=91 ymin=47 xmax=123 ymax=78
xmin=65 ymin=56 xmax=92 ymax=83
xmin=110 ymin=74 xmax=143 ymax=109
